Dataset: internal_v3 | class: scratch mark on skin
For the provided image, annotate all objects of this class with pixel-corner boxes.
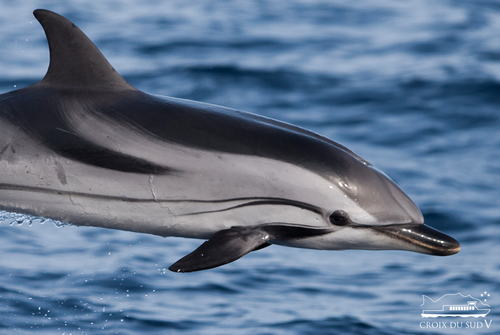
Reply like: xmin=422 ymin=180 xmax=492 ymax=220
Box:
xmin=68 ymin=193 xmax=84 ymax=211
xmin=55 ymin=127 xmax=72 ymax=135
xmin=149 ymin=174 xmax=157 ymax=201
xmin=0 ymin=144 xmax=10 ymax=156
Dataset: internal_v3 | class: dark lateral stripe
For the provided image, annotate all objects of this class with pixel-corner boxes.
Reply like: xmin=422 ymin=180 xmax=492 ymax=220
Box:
xmin=182 ymin=199 xmax=324 ymax=216
xmin=0 ymin=184 xmax=322 ymax=213
xmin=0 ymin=183 xmax=158 ymax=202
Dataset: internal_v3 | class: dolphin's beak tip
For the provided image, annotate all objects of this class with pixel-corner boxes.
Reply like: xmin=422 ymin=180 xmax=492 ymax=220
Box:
xmin=419 ymin=225 xmax=460 ymax=256
xmin=435 ymin=236 xmax=460 ymax=256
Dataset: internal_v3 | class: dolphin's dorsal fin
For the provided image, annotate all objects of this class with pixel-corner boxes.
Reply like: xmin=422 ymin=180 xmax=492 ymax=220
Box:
xmin=33 ymin=9 xmax=135 ymax=91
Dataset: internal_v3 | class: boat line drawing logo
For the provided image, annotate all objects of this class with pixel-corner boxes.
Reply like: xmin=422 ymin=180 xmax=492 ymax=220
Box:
xmin=421 ymin=292 xmax=491 ymax=318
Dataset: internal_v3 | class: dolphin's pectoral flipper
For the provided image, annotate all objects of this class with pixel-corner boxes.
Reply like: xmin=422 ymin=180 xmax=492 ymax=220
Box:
xmin=168 ymin=226 xmax=270 ymax=273
xmin=169 ymin=224 xmax=332 ymax=273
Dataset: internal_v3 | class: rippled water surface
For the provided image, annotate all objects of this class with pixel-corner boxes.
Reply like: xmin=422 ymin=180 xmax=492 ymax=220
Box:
xmin=0 ymin=1 xmax=499 ymax=334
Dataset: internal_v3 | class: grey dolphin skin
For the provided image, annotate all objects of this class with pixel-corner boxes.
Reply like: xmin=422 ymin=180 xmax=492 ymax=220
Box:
xmin=0 ymin=10 xmax=459 ymax=273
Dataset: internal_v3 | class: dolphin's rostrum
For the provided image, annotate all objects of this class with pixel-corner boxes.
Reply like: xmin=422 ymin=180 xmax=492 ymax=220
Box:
xmin=0 ymin=10 xmax=459 ymax=272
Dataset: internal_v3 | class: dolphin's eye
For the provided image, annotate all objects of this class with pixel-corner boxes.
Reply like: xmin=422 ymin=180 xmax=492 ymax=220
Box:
xmin=329 ymin=210 xmax=350 ymax=226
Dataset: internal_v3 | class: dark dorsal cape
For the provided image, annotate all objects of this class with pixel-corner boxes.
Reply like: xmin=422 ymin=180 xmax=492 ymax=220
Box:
xmin=5 ymin=9 xmax=368 ymax=182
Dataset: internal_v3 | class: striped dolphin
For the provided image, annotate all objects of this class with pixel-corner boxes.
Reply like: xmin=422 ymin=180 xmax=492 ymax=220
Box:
xmin=0 ymin=10 xmax=459 ymax=272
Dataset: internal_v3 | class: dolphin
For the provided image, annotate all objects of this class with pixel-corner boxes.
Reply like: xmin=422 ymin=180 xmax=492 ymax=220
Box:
xmin=0 ymin=9 xmax=459 ymax=272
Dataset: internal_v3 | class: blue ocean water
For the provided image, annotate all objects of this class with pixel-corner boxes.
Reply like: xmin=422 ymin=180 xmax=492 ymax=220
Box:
xmin=0 ymin=0 xmax=499 ymax=334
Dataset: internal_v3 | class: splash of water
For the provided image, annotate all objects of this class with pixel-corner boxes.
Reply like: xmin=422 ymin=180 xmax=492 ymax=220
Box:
xmin=0 ymin=210 xmax=69 ymax=228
